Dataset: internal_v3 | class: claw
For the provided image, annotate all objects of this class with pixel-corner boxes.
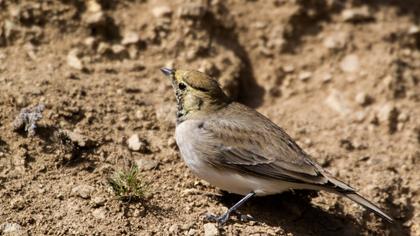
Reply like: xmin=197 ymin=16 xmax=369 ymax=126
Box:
xmin=239 ymin=214 xmax=254 ymax=222
xmin=203 ymin=192 xmax=256 ymax=226
xmin=204 ymin=212 xmax=231 ymax=226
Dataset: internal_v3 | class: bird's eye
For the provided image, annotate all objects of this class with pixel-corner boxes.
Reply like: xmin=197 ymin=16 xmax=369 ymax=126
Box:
xmin=178 ymin=82 xmax=187 ymax=91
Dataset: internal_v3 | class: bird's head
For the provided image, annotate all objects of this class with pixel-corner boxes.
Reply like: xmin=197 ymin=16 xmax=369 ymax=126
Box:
xmin=160 ymin=68 xmax=230 ymax=122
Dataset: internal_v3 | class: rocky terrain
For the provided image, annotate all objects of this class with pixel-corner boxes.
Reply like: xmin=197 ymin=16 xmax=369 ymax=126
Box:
xmin=0 ymin=0 xmax=419 ymax=235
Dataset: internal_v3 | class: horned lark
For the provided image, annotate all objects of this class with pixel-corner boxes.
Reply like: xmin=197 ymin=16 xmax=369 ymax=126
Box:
xmin=160 ymin=68 xmax=394 ymax=225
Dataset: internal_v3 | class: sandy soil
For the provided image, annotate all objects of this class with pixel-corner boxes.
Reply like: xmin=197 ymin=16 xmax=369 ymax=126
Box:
xmin=0 ymin=0 xmax=419 ymax=235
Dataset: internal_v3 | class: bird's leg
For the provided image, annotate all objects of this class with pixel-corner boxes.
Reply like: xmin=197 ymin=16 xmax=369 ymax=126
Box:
xmin=205 ymin=192 xmax=255 ymax=225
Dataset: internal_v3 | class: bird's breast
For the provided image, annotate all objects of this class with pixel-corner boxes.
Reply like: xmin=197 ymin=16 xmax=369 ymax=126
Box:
xmin=175 ymin=120 xmax=207 ymax=171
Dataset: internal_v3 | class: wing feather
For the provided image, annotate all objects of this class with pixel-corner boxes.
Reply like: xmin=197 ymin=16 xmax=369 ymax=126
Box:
xmin=195 ymin=102 xmax=348 ymax=189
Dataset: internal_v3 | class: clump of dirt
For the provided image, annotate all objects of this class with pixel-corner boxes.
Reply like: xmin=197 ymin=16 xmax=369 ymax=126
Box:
xmin=0 ymin=0 xmax=419 ymax=235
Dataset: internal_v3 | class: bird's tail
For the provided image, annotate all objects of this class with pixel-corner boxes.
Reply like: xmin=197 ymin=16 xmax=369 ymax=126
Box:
xmin=343 ymin=191 xmax=394 ymax=223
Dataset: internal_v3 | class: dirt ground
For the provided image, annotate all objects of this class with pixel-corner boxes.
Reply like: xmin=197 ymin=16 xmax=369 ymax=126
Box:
xmin=0 ymin=0 xmax=419 ymax=235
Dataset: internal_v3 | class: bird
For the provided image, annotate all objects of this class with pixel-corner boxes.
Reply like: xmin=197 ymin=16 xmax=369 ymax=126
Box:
xmin=160 ymin=67 xmax=394 ymax=225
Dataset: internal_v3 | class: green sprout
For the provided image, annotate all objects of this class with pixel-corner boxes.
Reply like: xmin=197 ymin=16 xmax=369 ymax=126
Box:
xmin=108 ymin=165 xmax=147 ymax=202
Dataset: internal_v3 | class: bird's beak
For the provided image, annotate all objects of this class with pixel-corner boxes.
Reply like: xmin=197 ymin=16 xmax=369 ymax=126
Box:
xmin=160 ymin=67 xmax=174 ymax=77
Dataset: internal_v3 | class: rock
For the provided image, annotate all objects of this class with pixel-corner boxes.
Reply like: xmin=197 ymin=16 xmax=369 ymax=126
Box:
xmin=187 ymin=229 xmax=197 ymax=236
xmin=178 ymin=2 xmax=207 ymax=19
xmin=397 ymin=112 xmax=409 ymax=122
xmin=152 ymin=5 xmax=172 ymax=18
xmin=325 ymin=90 xmax=351 ymax=115
xmin=121 ymin=31 xmax=139 ymax=45
xmin=71 ymin=184 xmax=95 ymax=199
xmin=97 ymin=42 xmax=111 ymax=55
xmin=353 ymin=110 xmax=367 ymax=123
xmin=2 ymin=223 xmax=22 ymax=234
xmin=340 ymin=54 xmax=360 ymax=73
xmin=67 ymin=49 xmax=84 ymax=70
xmin=86 ymin=0 xmax=102 ymax=13
xmin=135 ymin=158 xmax=158 ymax=171
xmin=322 ymin=73 xmax=332 ymax=83
xmin=3 ymin=20 xmax=18 ymax=41
xmin=167 ymin=137 xmax=177 ymax=149
xmin=323 ymin=32 xmax=348 ymax=49
xmin=298 ymin=71 xmax=312 ymax=81
xmin=377 ymin=103 xmax=399 ymax=133
xmin=58 ymin=129 xmax=96 ymax=148
xmin=283 ymin=64 xmax=295 ymax=73
xmin=111 ymin=44 xmax=127 ymax=55
xmin=168 ymin=224 xmax=179 ymax=234
xmin=10 ymin=196 xmax=25 ymax=210
xmin=24 ymin=43 xmax=37 ymax=60
xmin=84 ymin=37 xmax=97 ymax=48
xmin=341 ymin=7 xmax=373 ymax=22
xmin=127 ymin=45 xmax=138 ymax=59
xmin=92 ymin=208 xmax=106 ymax=219
xmin=377 ymin=103 xmax=395 ymax=123
xmin=355 ymin=92 xmax=372 ymax=106
xmin=127 ymin=134 xmax=147 ymax=152
xmin=83 ymin=11 xmax=105 ymax=25
xmin=408 ymin=25 xmax=420 ymax=35
xmin=203 ymin=223 xmax=219 ymax=236
xmin=92 ymin=196 xmax=105 ymax=207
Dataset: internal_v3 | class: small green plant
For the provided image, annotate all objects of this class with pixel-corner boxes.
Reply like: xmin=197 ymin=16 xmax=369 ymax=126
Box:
xmin=108 ymin=165 xmax=147 ymax=202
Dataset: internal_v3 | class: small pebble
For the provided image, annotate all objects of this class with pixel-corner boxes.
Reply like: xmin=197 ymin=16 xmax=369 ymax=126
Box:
xmin=92 ymin=208 xmax=106 ymax=219
xmin=135 ymin=158 xmax=158 ymax=171
xmin=152 ymin=5 xmax=172 ymax=18
xmin=355 ymin=92 xmax=371 ymax=106
xmin=71 ymin=184 xmax=95 ymax=199
xmin=67 ymin=49 xmax=84 ymax=70
xmin=127 ymin=134 xmax=147 ymax=152
xmin=203 ymin=223 xmax=219 ymax=236
xmin=298 ymin=71 xmax=312 ymax=81
xmin=340 ymin=54 xmax=360 ymax=73
xmin=283 ymin=64 xmax=295 ymax=73
xmin=121 ymin=31 xmax=140 ymax=45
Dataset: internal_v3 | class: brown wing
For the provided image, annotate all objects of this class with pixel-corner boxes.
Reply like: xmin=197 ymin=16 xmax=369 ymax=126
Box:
xmin=197 ymin=102 xmax=354 ymax=191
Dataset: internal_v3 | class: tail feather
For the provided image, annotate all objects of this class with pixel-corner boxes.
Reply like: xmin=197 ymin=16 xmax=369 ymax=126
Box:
xmin=344 ymin=192 xmax=394 ymax=223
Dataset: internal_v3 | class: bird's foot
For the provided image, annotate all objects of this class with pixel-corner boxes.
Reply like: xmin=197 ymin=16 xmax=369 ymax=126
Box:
xmin=239 ymin=213 xmax=254 ymax=222
xmin=204 ymin=212 xmax=230 ymax=226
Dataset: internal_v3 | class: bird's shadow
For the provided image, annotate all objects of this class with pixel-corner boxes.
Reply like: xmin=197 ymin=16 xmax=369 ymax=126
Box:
xmin=211 ymin=191 xmax=407 ymax=236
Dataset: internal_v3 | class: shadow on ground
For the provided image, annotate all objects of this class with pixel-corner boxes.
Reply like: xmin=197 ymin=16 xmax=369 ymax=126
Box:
xmin=212 ymin=191 xmax=408 ymax=236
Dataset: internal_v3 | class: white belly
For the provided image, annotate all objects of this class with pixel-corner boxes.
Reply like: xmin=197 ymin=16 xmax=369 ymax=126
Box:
xmin=175 ymin=120 xmax=302 ymax=196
